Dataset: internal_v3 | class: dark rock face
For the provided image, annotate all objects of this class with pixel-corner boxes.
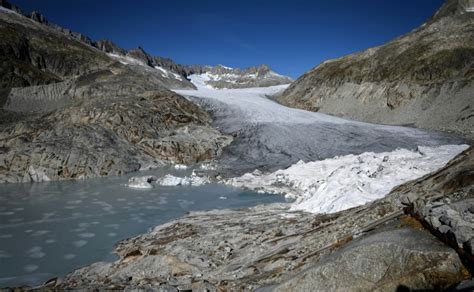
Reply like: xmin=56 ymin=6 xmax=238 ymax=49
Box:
xmin=95 ymin=39 xmax=126 ymax=55
xmin=278 ymin=0 xmax=474 ymax=139
xmin=29 ymin=11 xmax=47 ymax=24
xmin=0 ymin=11 xmax=111 ymax=89
xmin=127 ymin=47 xmax=155 ymax=67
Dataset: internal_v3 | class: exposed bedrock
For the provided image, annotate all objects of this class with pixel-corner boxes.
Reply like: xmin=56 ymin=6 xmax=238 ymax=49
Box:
xmin=45 ymin=147 xmax=473 ymax=291
xmin=0 ymin=90 xmax=231 ymax=183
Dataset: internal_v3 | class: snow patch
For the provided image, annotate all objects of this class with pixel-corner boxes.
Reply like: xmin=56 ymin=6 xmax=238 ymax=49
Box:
xmin=107 ymin=53 xmax=146 ymax=66
xmin=227 ymin=144 xmax=468 ymax=214
xmin=28 ymin=166 xmax=50 ymax=182
xmin=218 ymin=64 xmax=233 ymax=70
xmin=0 ymin=6 xmax=18 ymax=15
xmin=154 ymin=66 xmax=183 ymax=80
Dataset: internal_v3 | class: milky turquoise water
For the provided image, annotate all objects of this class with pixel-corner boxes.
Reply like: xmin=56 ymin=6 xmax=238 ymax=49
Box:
xmin=0 ymin=167 xmax=285 ymax=287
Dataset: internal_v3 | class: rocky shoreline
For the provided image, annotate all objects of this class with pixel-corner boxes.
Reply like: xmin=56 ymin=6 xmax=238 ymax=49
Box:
xmin=26 ymin=147 xmax=472 ymax=291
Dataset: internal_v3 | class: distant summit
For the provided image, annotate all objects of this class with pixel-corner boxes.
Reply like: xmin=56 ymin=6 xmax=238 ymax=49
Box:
xmin=186 ymin=64 xmax=293 ymax=89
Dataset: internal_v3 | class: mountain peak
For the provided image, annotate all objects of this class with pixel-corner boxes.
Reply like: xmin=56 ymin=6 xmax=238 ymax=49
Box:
xmin=95 ymin=39 xmax=126 ymax=55
xmin=30 ymin=10 xmax=48 ymax=24
xmin=127 ymin=47 xmax=154 ymax=66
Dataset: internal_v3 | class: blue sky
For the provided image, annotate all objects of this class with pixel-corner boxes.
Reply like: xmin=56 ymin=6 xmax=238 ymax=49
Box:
xmin=14 ymin=0 xmax=444 ymax=78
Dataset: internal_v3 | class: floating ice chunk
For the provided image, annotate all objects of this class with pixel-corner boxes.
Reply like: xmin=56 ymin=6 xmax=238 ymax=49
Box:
xmin=27 ymin=246 xmax=42 ymax=253
xmin=127 ymin=176 xmax=157 ymax=189
xmin=29 ymin=251 xmax=46 ymax=259
xmin=156 ymin=174 xmax=210 ymax=186
xmin=0 ymin=250 xmax=11 ymax=258
xmin=200 ymin=163 xmax=217 ymax=170
xmin=173 ymin=164 xmax=188 ymax=170
xmin=31 ymin=230 xmax=49 ymax=237
xmin=156 ymin=175 xmax=189 ymax=186
xmin=73 ymin=240 xmax=88 ymax=248
xmin=78 ymin=233 xmax=96 ymax=238
xmin=23 ymin=264 xmax=38 ymax=273
xmin=64 ymin=254 xmax=76 ymax=260
xmin=0 ymin=212 xmax=14 ymax=216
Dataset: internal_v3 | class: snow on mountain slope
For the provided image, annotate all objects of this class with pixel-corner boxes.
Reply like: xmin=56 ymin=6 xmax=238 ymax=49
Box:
xmin=227 ymin=144 xmax=469 ymax=214
xmin=187 ymin=64 xmax=293 ymax=89
xmin=106 ymin=52 xmax=193 ymax=89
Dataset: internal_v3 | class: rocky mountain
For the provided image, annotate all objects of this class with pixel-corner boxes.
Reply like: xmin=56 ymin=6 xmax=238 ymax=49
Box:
xmin=187 ymin=64 xmax=293 ymax=89
xmin=93 ymin=41 xmax=293 ymax=90
xmin=278 ymin=0 xmax=474 ymax=139
xmin=0 ymin=1 xmax=231 ymax=183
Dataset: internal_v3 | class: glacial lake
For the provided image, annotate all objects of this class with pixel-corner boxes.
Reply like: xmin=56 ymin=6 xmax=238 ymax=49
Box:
xmin=0 ymin=167 xmax=285 ymax=288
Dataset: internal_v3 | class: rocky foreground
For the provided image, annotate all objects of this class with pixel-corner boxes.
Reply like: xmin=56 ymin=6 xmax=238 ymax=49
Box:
xmin=33 ymin=146 xmax=472 ymax=291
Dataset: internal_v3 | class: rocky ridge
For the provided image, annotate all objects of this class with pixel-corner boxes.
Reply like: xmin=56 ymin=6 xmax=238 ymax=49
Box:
xmin=278 ymin=0 xmax=474 ymax=139
xmin=0 ymin=2 xmax=232 ymax=183
xmin=0 ymin=1 xmax=292 ymax=90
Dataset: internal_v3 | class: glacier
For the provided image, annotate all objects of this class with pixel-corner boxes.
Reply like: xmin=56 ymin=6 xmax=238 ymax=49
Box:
xmin=227 ymin=144 xmax=468 ymax=214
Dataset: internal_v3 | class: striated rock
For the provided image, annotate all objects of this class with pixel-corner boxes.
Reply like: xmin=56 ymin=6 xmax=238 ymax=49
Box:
xmin=95 ymin=39 xmax=126 ymax=55
xmin=0 ymin=88 xmax=232 ymax=183
xmin=47 ymin=148 xmax=473 ymax=290
xmin=278 ymin=0 xmax=474 ymax=139
xmin=275 ymin=228 xmax=466 ymax=291
xmin=392 ymin=146 xmax=474 ymax=270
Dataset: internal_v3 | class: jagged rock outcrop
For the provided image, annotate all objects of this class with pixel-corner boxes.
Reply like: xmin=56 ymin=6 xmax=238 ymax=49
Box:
xmin=95 ymin=39 xmax=126 ymax=55
xmin=44 ymin=148 xmax=473 ymax=290
xmin=278 ymin=0 xmax=474 ymax=139
xmin=127 ymin=47 xmax=154 ymax=67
